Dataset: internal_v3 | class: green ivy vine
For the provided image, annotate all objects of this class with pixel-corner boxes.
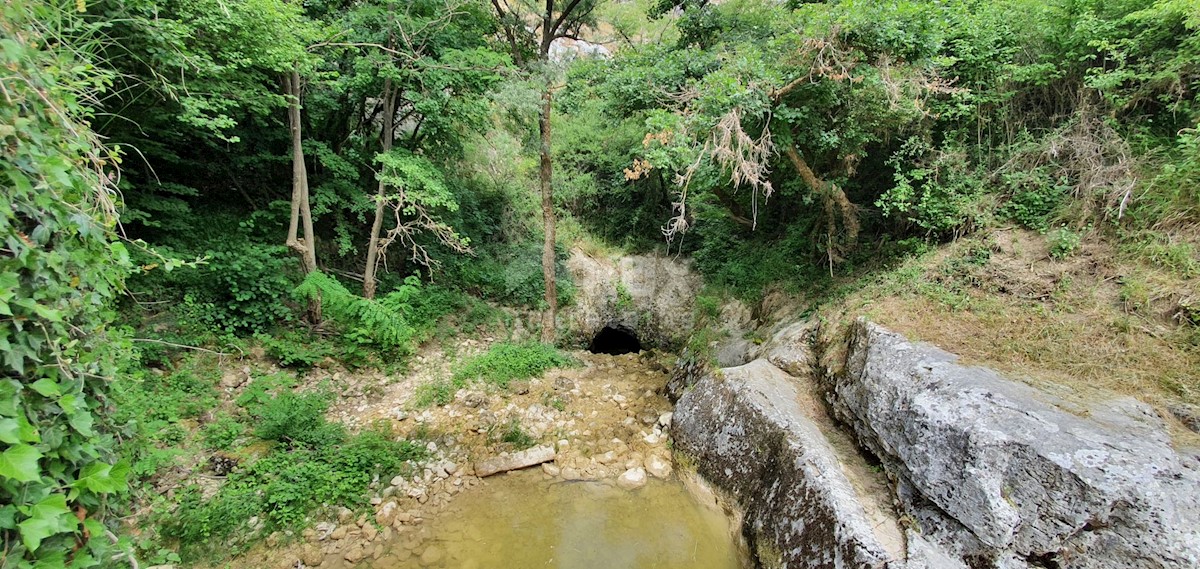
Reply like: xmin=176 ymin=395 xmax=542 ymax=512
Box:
xmin=1 ymin=1 xmax=133 ymax=566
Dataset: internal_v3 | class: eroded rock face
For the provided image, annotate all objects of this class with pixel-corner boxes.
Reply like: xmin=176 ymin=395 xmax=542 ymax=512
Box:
xmin=565 ymin=250 xmax=702 ymax=348
xmin=834 ymin=319 xmax=1200 ymax=569
xmin=673 ymin=360 xmax=898 ymax=569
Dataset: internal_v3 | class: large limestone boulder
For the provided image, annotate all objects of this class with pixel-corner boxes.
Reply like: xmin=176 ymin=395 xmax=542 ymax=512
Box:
xmin=833 ymin=319 xmax=1200 ymax=569
xmin=673 ymin=359 xmax=902 ymax=569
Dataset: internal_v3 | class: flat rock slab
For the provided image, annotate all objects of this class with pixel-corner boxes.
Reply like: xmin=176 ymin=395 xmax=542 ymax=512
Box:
xmin=835 ymin=319 xmax=1200 ymax=569
xmin=474 ymin=445 xmax=556 ymax=477
xmin=673 ymin=359 xmax=898 ymax=569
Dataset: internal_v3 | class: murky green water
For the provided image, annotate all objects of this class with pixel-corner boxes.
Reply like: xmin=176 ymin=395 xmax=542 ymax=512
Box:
xmin=377 ymin=469 xmax=748 ymax=569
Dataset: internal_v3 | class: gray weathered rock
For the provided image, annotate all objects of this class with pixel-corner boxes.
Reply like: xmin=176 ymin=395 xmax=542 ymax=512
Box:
xmin=565 ymin=250 xmax=702 ymax=348
xmin=834 ymin=319 xmax=1200 ymax=569
xmin=665 ymin=349 xmax=708 ymax=401
xmin=714 ymin=337 xmax=752 ymax=367
xmin=673 ymin=359 xmax=900 ymax=569
xmin=904 ymin=531 xmax=971 ymax=569
xmin=756 ymin=319 xmax=818 ymax=377
xmin=1169 ymin=403 xmax=1200 ymax=434
xmin=474 ymin=445 xmax=556 ymax=477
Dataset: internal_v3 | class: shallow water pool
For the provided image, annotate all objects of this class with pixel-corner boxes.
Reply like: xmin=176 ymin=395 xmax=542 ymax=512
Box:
xmin=373 ymin=469 xmax=748 ymax=569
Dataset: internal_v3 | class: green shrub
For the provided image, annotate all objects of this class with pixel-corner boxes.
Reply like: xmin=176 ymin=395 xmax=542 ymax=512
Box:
xmin=448 ymin=242 xmax=574 ymax=309
xmin=259 ymin=331 xmax=332 ymax=371
xmin=162 ymin=425 xmax=427 ymax=558
xmin=499 ymin=418 xmax=537 ymax=449
xmin=1001 ymin=173 xmax=1069 ymax=231
xmin=878 ymin=141 xmax=989 ymax=236
xmin=200 ymin=246 xmax=296 ymax=333
xmin=113 ymin=359 xmax=220 ymax=431
xmin=129 ymin=242 xmax=296 ymax=336
xmin=412 ymin=341 xmax=577 ymax=408
xmin=452 ymin=341 xmax=578 ymax=388
xmin=253 ymin=391 xmax=345 ymax=449
xmin=1125 ymin=127 xmax=1200 ymax=230
xmin=413 ymin=378 xmax=456 ymax=407
xmin=1048 ymin=226 xmax=1083 ymax=260
xmin=615 ymin=281 xmax=634 ymax=311
xmin=112 ymin=358 xmax=229 ymax=483
xmin=694 ymin=293 xmax=721 ymax=324
xmin=1121 ymin=231 xmax=1200 ymax=278
xmin=293 ymin=272 xmax=417 ymax=356
xmin=201 ymin=415 xmax=245 ymax=450
xmin=234 ymin=371 xmax=297 ymax=413
xmin=291 ymin=273 xmax=504 ymax=369
xmin=690 ymin=213 xmax=820 ymax=303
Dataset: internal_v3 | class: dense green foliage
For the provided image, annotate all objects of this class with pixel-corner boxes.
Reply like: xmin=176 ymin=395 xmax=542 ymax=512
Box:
xmin=163 ymin=422 xmax=425 ymax=558
xmin=560 ymin=0 xmax=1200 ymax=299
xmin=113 ymin=356 xmax=427 ymax=561
xmin=453 ymin=341 xmax=578 ymax=387
xmin=6 ymin=0 xmax=1199 ymax=565
xmin=1 ymin=2 xmax=134 ymax=565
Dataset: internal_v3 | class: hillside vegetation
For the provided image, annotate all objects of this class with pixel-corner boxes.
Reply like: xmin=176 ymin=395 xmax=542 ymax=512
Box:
xmin=2 ymin=0 xmax=1198 ymax=566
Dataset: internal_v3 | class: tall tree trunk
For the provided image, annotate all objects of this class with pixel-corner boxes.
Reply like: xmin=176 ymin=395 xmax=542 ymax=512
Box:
xmin=363 ymin=75 xmax=395 ymax=299
xmin=284 ymin=68 xmax=321 ymax=323
xmin=538 ymin=86 xmax=557 ymax=343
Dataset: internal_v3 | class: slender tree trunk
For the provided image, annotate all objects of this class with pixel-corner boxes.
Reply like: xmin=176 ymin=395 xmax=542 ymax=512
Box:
xmin=363 ymin=75 xmax=395 ymax=299
xmin=284 ymin=68 xmax=321 ymax=322
xmin=539 ymin=86 xmax=557 ymax=343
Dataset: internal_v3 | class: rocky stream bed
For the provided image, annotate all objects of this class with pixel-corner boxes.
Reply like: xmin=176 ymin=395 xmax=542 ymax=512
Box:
xmin=188 ymin=250 xmax=1199 ymax=569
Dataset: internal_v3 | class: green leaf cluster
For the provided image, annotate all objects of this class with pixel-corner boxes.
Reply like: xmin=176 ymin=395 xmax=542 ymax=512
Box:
xmin=161 ymin=406 xmax=426 ymax=559
xmin=293 ymin=272 xmax=419 ymax=355
xmin=1 ymin=1 xmax=133 ymax=565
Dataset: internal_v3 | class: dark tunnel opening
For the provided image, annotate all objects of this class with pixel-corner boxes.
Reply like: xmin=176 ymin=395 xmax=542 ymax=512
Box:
xmin=588 ymin=325 xmax=642 ymax=355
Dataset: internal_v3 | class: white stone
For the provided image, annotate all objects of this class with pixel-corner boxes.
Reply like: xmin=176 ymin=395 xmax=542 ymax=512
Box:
xmin=644 ymin=455 xmax=672 ymax=479
xmin=617 ymin=467 xmax=647 ymax=490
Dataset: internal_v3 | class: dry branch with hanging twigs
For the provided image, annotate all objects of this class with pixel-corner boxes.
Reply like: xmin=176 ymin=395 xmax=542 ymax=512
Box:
xmin=658 ymin=106 xmax=777 ymax=242
xmin=654 ymin=25 xmax=957 ymax=258
xmin=374 ymin=189 xmax=472 ymax=271
xmin=662 ymin=138 xmax=708 ymax=244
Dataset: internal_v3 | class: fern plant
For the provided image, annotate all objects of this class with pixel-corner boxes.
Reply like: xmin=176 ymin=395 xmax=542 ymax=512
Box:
xmin=293 ymin=272 xmax=419 ymax=354
xmin=293 ymin=272 xmax=415 ymax=351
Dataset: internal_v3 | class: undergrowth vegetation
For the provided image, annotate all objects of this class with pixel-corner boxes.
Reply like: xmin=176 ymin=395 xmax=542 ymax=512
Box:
xmin=414 ymin=342 xmax=579 ymax=407
xmin=828 ymin=230 xmax=1200 ymax=409
xmin=114 ymin=354 xmax=429 ymax=562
